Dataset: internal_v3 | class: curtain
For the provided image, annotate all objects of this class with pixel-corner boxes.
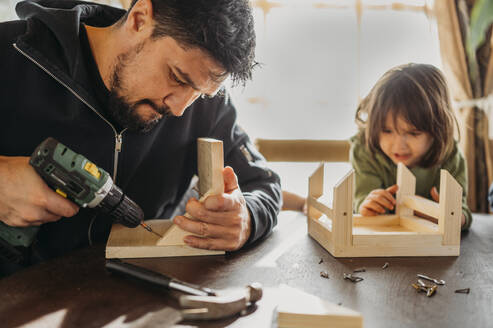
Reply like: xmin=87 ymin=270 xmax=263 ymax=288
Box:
xmin=435 ymin=0 xmax=493 ymax=213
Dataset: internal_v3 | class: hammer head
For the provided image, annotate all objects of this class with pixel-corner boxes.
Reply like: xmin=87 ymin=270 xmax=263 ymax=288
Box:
xmin=180 ymin=283 xmax=263 ymax=320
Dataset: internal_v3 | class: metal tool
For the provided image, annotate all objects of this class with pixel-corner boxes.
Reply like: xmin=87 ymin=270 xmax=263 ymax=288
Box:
xmin=417 ymin=274 xmax=445 ymax=285
xmin=0 ymin=137 xmax=162 ymax=263
xmin=180 ymin=283 xmax=263 ymax=320
xmin=106 ymin=259 xmax=216 ymax=297
xmin=106 ymin=259 xmax=262 ymax=321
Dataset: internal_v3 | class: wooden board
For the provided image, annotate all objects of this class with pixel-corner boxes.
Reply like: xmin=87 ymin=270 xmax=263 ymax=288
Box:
xmin=106 ymin=138 xmax=226 ymax=259
xmin=277 ymin=285 xmax=362 ymax=328
xmin=307 ymin=163 xmax=463 ymax=258
xmin=255 ymin=139 xmax=350 ymax=162
xmin=105 ymin=220 xmax=223 ymax=258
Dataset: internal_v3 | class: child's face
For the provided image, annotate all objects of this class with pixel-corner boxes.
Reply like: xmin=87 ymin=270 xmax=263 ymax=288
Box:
xmin=379 ymin=114 xmax=433 ymax=168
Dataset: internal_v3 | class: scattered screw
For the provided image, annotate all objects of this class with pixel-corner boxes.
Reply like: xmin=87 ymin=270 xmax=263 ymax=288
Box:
xmin=412 ymin=280 xmax=438 ymax=297
xmin=455 ymin=288 xmax=470 ymax=294
xmin=320 ymin=271 xmax=329 ymax=279
xmin=353 ymin=267 xmax=366 ymax=273
xmin=411 ymin=283 xmax=427 ymax=292
xmin=318 ymin=258 xmax=323 ymax=264
xmin=382 ymin=262 xmax=389 ymax=269
xmin=417 ymin=279 xmax=434 ymax=289
xmin=417 ymin=274 xmax=445 ymax=285
xmin=426 ymin=285 xmax=437 ymax=297
xmin=343 ymin=273 xmax=364 ymax=283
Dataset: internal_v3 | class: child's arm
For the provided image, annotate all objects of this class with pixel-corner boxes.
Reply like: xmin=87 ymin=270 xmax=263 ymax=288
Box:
xmin=350 ymin=135 xmax=395 ymax=215
xmin=282 ymin=190 xmax=307 ymax=213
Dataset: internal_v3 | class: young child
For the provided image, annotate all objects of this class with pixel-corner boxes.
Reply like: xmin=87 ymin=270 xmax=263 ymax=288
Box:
xmin=351 ymin=63 xmax=471 ymax=229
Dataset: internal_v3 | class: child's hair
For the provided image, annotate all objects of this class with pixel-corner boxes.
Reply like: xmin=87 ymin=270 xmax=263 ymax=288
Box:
xmin=355 ymin=63 xmax=457 ymax=168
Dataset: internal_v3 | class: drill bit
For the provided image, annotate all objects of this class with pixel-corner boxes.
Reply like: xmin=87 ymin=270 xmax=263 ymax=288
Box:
xmin=140 ymin=222 xmax=163 ymax=238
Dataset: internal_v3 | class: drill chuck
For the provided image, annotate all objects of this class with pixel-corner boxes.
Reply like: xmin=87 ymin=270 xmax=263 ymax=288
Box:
xmin=99 ymin=184 xmax=144 ymax=228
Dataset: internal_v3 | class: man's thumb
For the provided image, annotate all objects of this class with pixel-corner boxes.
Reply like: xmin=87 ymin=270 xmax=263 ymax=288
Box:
xmin=223 ymin=166 xmax=239 ymax=193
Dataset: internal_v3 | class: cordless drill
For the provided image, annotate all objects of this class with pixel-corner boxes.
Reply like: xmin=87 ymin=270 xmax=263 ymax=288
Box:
xmin=0 ymin=137 xmax=159 ymax=264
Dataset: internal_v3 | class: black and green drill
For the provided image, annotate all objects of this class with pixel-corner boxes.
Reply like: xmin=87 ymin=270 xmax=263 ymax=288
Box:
xmin=0 ymin=137 xmax=161 ymax=264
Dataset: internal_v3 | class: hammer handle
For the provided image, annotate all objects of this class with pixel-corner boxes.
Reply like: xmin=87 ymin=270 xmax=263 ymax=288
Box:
xmin=105 ymin=259 xmax=215 ymax=296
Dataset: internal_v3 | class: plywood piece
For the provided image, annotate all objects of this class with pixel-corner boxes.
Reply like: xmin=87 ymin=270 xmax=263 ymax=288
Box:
xmin=255 ymin=139 xmax=350 ymax=162
xmin=402 ymin=195 xmax=439 ymax=219
xmin=106 ymin=220 xmax=223 ymax=258
xmin=308 ymin=163 xmax=324 ymax=220
xmin=396 ymin=162 xmax=415 ymax=217
xmin=308 ymin=216 xmax=334 ymax=254
xmin=106 ymin=138 xmax=226 ymax=258
xmin=156 ymin=138 xmax=224 ymax=249
xmin=399 ymin=215 xmax=440 ymax=233
xmin=197 ymin=138 xmax=224 ymax=196
xmin=352 ymin=214 xmax=399 ymax=226
xmin=277 ymin=285 xmax=362 ymax=328
xmin=306 ymin=163 xmax=462 ymax=258
xmin=308 ymin=196 xmax=333 ymax=218
xmin=156 ymin=223 xmax=189 ymax=246
xmin=439 ymin=169 xmax=462 ymax=246
xmin=334 ymin=243 xmax=459 ymax=258
xmin=332 ymin=171 xmax=353 ymax=250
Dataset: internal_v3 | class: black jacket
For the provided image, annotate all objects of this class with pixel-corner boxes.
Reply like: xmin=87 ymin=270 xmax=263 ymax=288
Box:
xmin=0 ymin=0 xmax=281 ymax=264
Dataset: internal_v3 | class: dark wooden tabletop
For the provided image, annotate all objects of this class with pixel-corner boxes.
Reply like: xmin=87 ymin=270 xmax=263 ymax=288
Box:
xmin=1 ymin=212 xmax=492 ymax=328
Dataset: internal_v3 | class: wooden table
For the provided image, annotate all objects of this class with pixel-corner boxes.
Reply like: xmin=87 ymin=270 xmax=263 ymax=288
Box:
xmin=1 ymin=212 xmax=492 ymax=328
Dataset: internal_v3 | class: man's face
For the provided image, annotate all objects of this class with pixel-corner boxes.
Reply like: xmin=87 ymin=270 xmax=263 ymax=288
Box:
xmin=107 ymin=36 xmax=226 ymax=132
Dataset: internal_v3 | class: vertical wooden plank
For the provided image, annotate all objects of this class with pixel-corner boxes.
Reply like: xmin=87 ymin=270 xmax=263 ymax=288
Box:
xmin=197 ymin=138 xmax=224 ymax=196
xmin=332 ymin=170 xmax=354 ymax=251
xmin=396 ymin=163 xmax=416 ymax=217
xmin=439 ymin=169 xmax=462 ymax=246
xmin=308 ymin=163 xmax=324 ymax=220
xmin=155 ymin=138 xmax=225 ymax=251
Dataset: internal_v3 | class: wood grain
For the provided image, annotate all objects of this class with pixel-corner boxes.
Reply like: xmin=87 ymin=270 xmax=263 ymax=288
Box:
xmin=307 ymin=164 xmax=463 ymax=257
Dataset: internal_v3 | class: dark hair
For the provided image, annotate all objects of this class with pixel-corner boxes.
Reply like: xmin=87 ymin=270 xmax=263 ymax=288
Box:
xmin=355 ymin=63 xmax=458 ymax=167
xmin=123 ymin=0 xmax=257 ymax=86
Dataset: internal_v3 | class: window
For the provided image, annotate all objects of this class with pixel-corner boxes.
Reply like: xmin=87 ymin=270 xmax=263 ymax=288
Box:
xmin=229 ymin=0 xmax=441 ymax=141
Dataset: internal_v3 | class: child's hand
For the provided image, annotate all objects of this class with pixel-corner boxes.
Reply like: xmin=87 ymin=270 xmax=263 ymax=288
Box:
xmin=430 ymin=186 xmax=439 ymax=202
xmin=429 ymin=186 xmax=466 ymax=226
xmin=359 ymin=184 xmax=398 ymax=216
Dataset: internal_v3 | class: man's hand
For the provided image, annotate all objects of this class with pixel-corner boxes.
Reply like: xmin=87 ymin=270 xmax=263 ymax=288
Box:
xmin=359 ymin=184 xmax=398 ymax=216
xmin=0 ymin=156 xmax=79 ymax=227
xmin=173 ymin=166 xmax=251 ymax=251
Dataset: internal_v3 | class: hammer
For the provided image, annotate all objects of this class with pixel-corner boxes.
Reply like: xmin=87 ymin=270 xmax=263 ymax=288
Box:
xmin=106 ymin=259 xmax=263 ymax=320
xmin=180 ymin=282 xmax=263 ymax=320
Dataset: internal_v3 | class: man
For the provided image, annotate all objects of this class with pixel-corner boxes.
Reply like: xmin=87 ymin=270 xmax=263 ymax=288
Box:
xmin=0 ymin=0 xmax=281 ymax=275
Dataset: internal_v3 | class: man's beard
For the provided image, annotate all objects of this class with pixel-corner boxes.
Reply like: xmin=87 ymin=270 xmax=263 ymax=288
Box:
xmin=107 ymin=93 xmax=169 ymax=133
xmin=107 ymin=44 xmax=170 ymax=133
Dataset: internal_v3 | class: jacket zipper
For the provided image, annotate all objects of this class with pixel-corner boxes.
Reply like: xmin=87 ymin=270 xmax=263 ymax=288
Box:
xmin=13 ymin=43 xmax=127 ymax=180
xmin=13 ymin=43 xmax=127 ymax=245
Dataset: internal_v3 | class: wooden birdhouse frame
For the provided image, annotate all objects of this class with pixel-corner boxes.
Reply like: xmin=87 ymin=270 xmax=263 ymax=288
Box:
xmin=307 ymin=163 xmax=462 ymax=257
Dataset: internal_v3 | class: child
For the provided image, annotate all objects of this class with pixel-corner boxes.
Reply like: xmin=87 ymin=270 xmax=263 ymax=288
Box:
xmin=351 ymin=63 xmax=471 ymax=229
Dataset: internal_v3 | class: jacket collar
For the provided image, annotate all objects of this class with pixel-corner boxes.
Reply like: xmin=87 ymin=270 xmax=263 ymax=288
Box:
xmin=13 ymin=0 xmax=125 ymax=129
